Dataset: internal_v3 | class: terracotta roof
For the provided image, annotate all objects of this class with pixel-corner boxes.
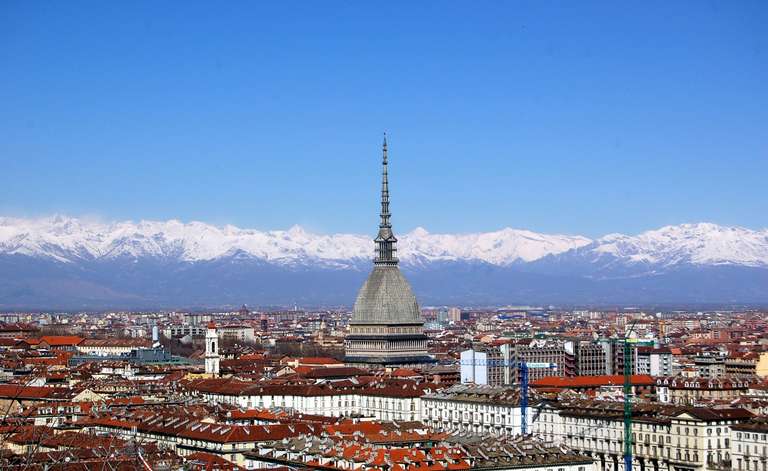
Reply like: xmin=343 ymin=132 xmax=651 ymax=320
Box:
xmin=40 ymin=336 xmax=84 ymax=346
xmin=0 ymin=384 xmax=69 ymax=400
xmin=297 ymin=357 xmax=343 ymax=365
xmin=186 ymin=452 xmax=247 ymax=470
xmin=391 ymin=368 xmax=419 ymax=377
xmin=532 ymin=374 xmax=655 ymax=388
xmin=303 ymin=367 xmax=368 ymax=379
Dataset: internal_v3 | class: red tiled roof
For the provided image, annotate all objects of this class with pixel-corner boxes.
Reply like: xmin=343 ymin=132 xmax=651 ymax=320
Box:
xmin=186 ymin=452 xmax=247 ymax=470
xmin=303 ymin=367 xmax=367 ymax=379
xmin=0 ymin=384 xmax=69 ymax=400
xmin=532 ymin=374 xmax=655 ymax=388
xmin=40 ymin=336 xmax=84 ymax=346
xmin=391 ymin=368 xmax=419 ymax=377
xmin=297 ymin=357 xmax=342 ymax=365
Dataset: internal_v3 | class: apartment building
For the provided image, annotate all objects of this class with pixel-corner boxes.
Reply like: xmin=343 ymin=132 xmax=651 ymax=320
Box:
xmin=533 ymin=400 xmax=753 ymax=471
xmin=635 ymin=347 xmax=675 ymax=377
xmin=217 ymin=324 xmax=256 ymax=344
xmin=731 ymin=419 xmax=768 ymax=471
xmin=420 ymin=384 xmax=531 ymax=436
xmin=694 ymin=356 xmax=727 ymax=379
xmin=186 ymin=378 xmax=430 ymax=422
xmin=655 ymin=377 xmax=751 ymax=405
xmin=77 ymin=338 xmax=152 ymax=356
xmin=460 ymin=339 xmax=571 ymax=387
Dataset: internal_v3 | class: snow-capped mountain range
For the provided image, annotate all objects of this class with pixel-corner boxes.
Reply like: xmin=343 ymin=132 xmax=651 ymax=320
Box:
xmin=0 ymin=215 xmax=593 ymax=266
xmin=2 ymin=216 xmax=766 ymax=268
xmin=1 ymin=216 xmax=767 ymax=307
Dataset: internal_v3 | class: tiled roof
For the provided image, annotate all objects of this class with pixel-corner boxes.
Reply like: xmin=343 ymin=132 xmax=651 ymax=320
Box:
xmin=79 ymin=338 xmax=151 ymax=347
xmin=532 ymin=374 xmax=655 ymax=388
xmin=88 ymin=411 xmax=323 ymax=444
xmin=0 ymin=384 xmax=70 ymax=400
xmin=40 ymin=336 xmax=84 ymax=346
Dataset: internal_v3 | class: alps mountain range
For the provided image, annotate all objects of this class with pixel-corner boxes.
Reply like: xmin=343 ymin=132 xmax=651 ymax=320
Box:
xmin=1 ymin=216 xmax=767 ymax=308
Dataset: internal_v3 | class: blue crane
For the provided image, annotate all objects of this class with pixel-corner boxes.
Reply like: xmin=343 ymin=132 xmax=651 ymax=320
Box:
xmin=519 ymin=361 xmax=557 ymax=435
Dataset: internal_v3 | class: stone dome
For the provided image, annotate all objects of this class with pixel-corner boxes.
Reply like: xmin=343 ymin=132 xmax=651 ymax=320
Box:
xmin=351 ymin=265 xmax=422 ymax=325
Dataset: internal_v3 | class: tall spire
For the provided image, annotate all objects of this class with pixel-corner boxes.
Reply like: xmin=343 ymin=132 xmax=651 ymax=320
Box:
xmin=380 ymin=133 xmax=390 ymax=228
xmin=374 ymin=133 xmax=398 ymax=265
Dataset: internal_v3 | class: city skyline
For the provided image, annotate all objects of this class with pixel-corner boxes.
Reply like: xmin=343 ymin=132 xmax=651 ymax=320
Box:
xmin=0 ymin=4 xmax=766 ymax=471
xmin=2 ymin=2 xmax=767 ymax=238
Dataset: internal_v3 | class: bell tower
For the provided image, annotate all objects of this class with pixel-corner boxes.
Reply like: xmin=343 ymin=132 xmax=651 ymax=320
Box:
xmin=205 ymin=321 xmax=220 ymax=376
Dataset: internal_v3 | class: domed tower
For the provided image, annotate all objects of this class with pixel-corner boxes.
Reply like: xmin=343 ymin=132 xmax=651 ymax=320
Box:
xmin=344 ymin=136 xmax=434 ymax=367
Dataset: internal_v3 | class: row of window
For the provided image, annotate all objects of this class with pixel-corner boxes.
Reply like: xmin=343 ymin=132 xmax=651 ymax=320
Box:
xmin=736 ymin=432 xmax=768 ymax=441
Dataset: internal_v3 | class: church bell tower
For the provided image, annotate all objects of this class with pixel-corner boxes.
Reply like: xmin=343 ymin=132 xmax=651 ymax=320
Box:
xmin=205 ymin=321 xmax=220 ymax=376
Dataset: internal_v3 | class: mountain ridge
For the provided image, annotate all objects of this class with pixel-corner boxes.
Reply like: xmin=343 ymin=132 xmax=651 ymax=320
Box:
xmin=3 ymin=216 xmax=767 ymax=268
xmin=1 ymin=216 xmax=767 ymax=308
xmin=0 ymin=215 xmax=593 ymax=266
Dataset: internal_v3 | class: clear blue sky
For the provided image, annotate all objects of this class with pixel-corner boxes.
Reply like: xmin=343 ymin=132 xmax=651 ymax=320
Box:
xmin=1 ymin=1 xmax=766 ymax=238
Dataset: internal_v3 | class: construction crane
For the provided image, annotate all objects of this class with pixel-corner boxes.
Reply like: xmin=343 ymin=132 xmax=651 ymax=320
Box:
xmin=623 ymin=319 xmax=639 ymax=471
xmin=459 ymin=351 xmax=555 ymax=436
xmin=519 ymin=361 xmax=557 ymax=435
xmin=520 ymin=362 xmax=529 ymax=435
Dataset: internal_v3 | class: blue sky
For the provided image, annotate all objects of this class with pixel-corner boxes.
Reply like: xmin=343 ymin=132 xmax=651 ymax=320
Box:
xmin=1 ymin=1 xmax=766 ymax=238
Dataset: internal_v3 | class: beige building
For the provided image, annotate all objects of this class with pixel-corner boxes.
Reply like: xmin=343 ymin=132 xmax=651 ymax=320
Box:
xmin=731 ymin=420 xmax=768 ymax=471
xmin=534 ymin=400 xmax=753 ymax=471
xmin=77 ymin=338 xmax=151 ymax=356
xmin=755 ymin=352 xmax=768 ymax=378
xmin=656 ymin=377 xmax=750 ymax=405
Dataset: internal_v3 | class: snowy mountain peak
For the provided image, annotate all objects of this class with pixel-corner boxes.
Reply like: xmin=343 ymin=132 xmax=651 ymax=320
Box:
xmin=0 ymin=216 xmax=591 ymax=266
xmin=0 ymin=216 xmax=765 ymax=269
xmin=286 ymin=225 xmax=308 ymax=237
xmin=408 ymin=227 xmax=430 ymax=237
xmin=590 ymin=223 xmax=768 ymax=267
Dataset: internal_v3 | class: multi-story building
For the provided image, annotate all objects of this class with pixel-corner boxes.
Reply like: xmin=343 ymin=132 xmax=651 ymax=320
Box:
xmin=183 ymin=312 xmax=212 ymax=326
xmin=460 ymin=339 xmax=571 ymax=386
xmin=460 ymin=344 xmax=508 ymax=386
xmin=725 ymin=358 xmax=758 ymax=377
xmin=730 ymin=419 xmax=768 ymax=471
xmin=515 ymin=339 xmax=574 ymax=381
xmin=577 ymin=342 xmax=611 ymax=376
xmin=694 ymin=356 xmax=727 ymax=379
xmin=650 ymin=348 xmax=676 ymax=377
xmin=421 ymin=384 xmax=531 ymax=436
xmin=531 ymin=374 xmax=656 ymax=398
xmin=655 ymin=377 xmax=751 ymax=405
xmin=533 ymin=400 xmax=753 ymax=471
xmin=635 ymin=347 xmax=675 ymax=377
xmin=163 ymin=324 xmax=206 ymax=339
xmin=77 ymin=338 xmax=152 ymax=356
xmin=217 ymin=324 xmax=256 ymax=344
xmin=187 ymin=379 xmax=430 ymax=422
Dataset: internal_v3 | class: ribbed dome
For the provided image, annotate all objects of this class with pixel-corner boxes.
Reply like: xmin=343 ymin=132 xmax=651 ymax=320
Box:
xmin=351 ymin=265 xmax=422 ymax=324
